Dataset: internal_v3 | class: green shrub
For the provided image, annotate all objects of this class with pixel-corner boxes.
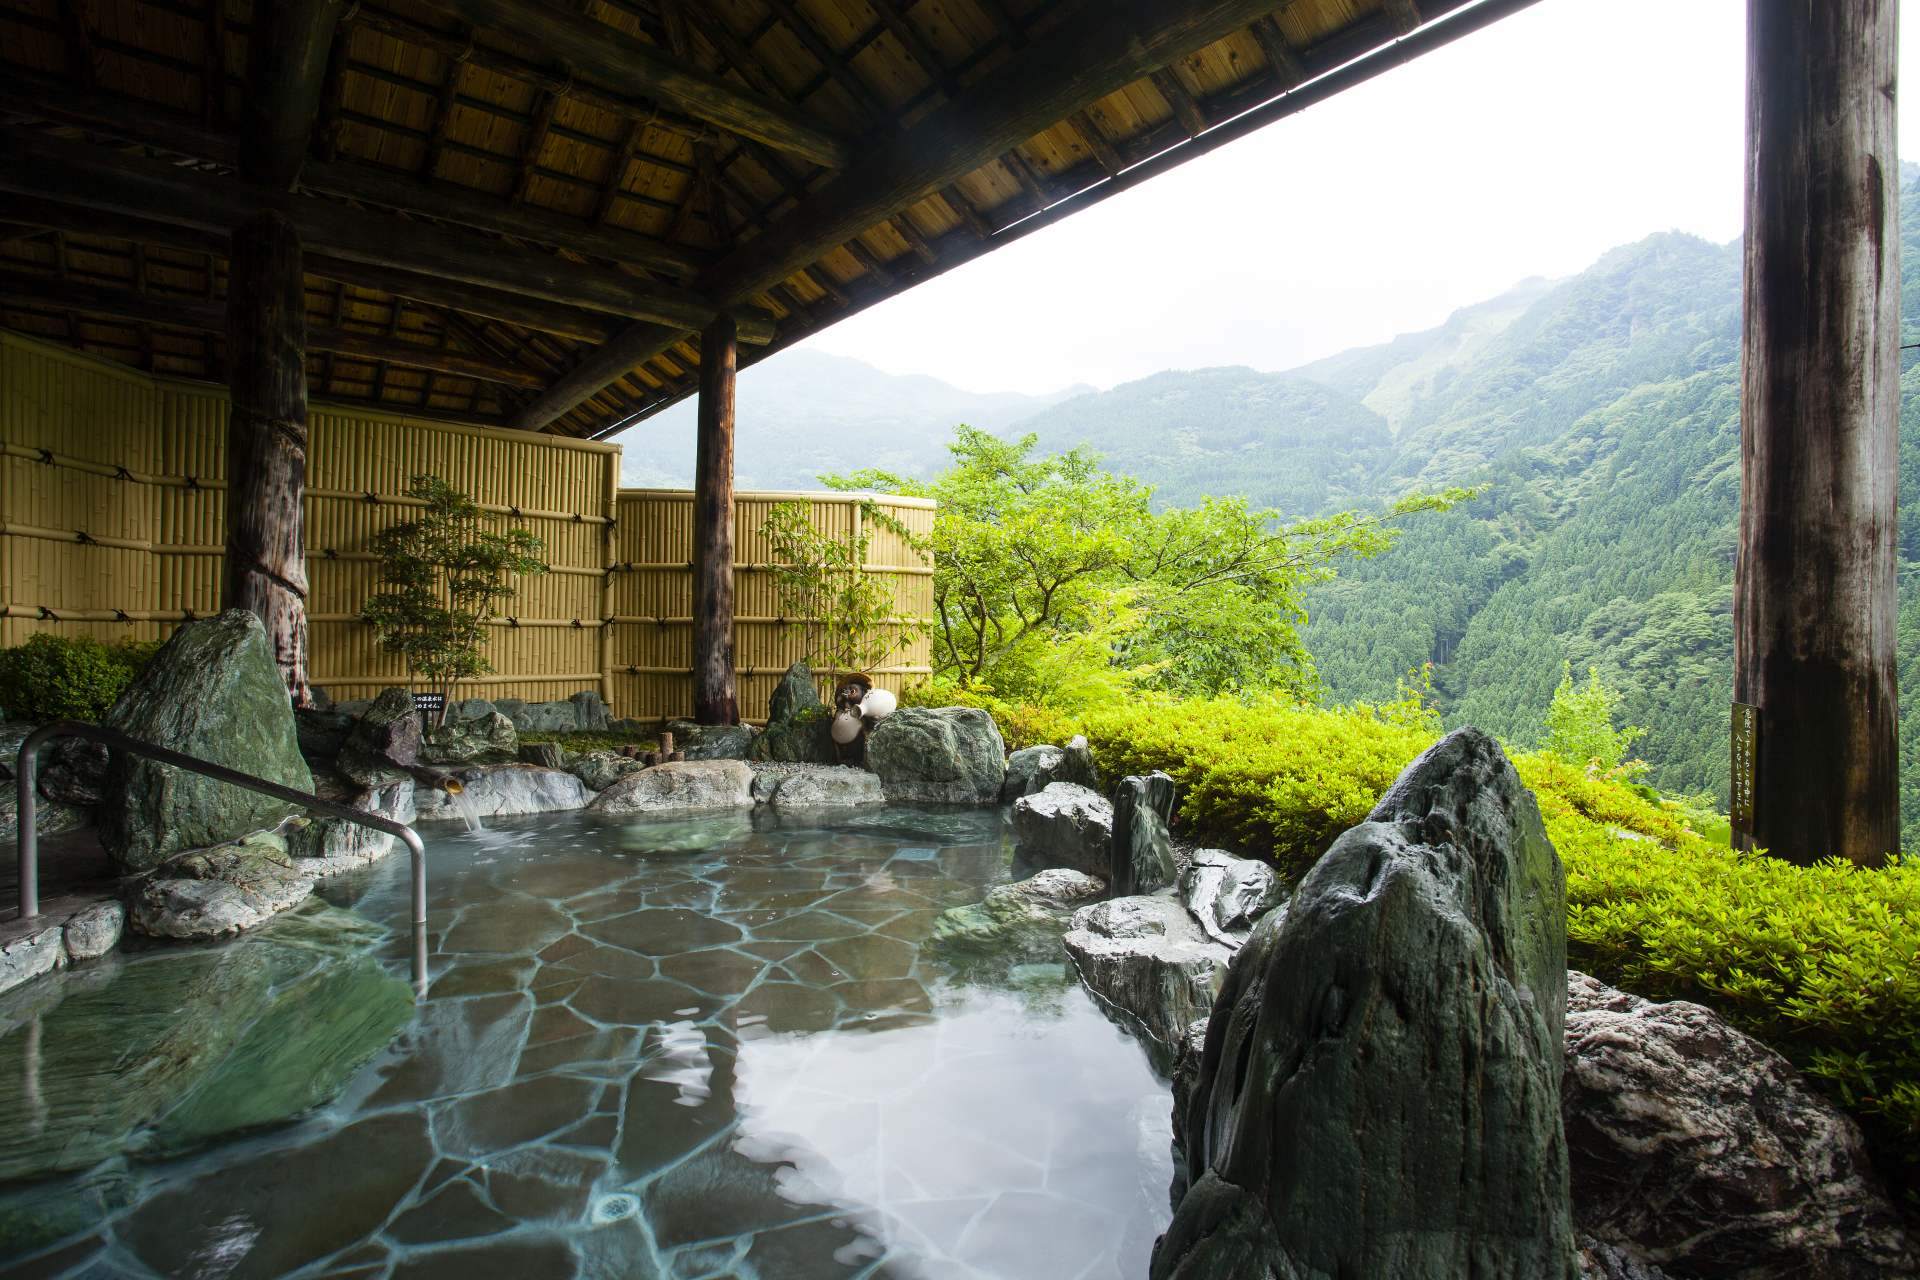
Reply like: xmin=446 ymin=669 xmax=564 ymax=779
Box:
xmin=0 ymin=633 xmax=157 ymax=722
xmin=900 ymin=678 xmax=1084 ymax=753
xmin=1523 ymin=747 xmax=1920 ymax=1193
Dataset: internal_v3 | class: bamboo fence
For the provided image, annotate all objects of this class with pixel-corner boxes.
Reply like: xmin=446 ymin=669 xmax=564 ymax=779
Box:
xmin=1 ymin=332 xmax=933 ymax=720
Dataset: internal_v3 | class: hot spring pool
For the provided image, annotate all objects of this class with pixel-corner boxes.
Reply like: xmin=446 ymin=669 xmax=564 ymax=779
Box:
xmin=0 ymin=806 xmax=1172 ymax=1278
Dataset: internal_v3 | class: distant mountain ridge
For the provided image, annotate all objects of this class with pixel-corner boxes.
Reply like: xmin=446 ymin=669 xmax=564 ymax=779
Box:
xmin=614 ymin=349 xmax=1088 ymax=490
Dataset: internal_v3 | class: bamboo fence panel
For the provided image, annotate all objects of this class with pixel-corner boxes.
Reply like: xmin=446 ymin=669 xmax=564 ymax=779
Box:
xmin=3 ymin=333 xmax=935 ymax=721
xmin=613 ymin=488 xmax=935 ymax=724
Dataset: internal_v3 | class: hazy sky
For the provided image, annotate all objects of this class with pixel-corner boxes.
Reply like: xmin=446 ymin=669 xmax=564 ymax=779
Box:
xmin=786 ymin=0 xmax=1917 ymax=395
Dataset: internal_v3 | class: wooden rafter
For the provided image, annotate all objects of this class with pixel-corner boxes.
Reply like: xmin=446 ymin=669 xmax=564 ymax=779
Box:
xmin=0 ymin=130 xmax=775 ymax=341
xmin=515 ymin=0 xmax=1317 ymax=431
xmin=1152 ymin=67 xmax=1209 ymax=137
xmin=1382 ymin=0 xmax=1424 ymax=37
xmin=419 ymin=0 xmax=849 ymax=168
xmin=1248 ymin=15 xmax=1307 ymax=88
xmin=240 ymin=0 xmax=349 ymax=190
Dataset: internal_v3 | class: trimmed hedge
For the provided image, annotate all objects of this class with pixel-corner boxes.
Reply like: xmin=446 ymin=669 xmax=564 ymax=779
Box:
xmin=0 ymin=633 xmax=160 ymax=723
xmin=934 ymin=685 xmax=1919 ymax=1194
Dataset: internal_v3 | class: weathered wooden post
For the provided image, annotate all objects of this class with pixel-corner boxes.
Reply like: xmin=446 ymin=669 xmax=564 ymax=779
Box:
xmin=224 ymin=210 xmax=314 ymax=706
xmin=219 ymin=0 xmax=344 ymax=706
xmin=691 ymin=315 xmax=739 ymax=725
xmin=1734 ymin=0 xmax=1900 ymax=865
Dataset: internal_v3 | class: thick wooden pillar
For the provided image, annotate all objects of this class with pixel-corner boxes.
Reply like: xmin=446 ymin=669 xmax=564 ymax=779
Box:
xmin=224 ymin=210 xmax=313 ymax=706
xmin=691 ymin=316 xmax=739 ymax=725
xmin=1735 ymin=0 xmax=1900 ymax=865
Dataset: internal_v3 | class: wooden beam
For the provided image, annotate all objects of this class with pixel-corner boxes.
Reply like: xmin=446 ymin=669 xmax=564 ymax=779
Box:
xmin=1735 ymin=0 xmax=1899 ymax=865
xmin=1249 ymin=16 xmax=1307 ymax=88
xmin=1151 ymin=67 xmax=1210 ymax=137
xmin=241 ymin=0 xmax=349 ymax=190
xmin=527 ymin=0 xmax=1291 ymax=423
xmin=0 ymin=131 xmax=774 ymax=341
xmin=0 ymin=272 xmax=549 ymax=389
xmin=300 ymin=157 xmax=709 ymax=277
xmin=225 ymin=210 xmax=313 ymax=703
xmin=691 ymin=315 xmax=739 ymax=725
xmin=419 ymin=0 xmax=848 ymax=169
xmin=1382 ymin=0 xmax=1424 ymax=37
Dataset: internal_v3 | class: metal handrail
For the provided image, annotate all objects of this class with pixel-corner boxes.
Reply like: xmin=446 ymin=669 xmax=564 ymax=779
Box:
xmin=15 ymin=720 xmax=430 ymax=996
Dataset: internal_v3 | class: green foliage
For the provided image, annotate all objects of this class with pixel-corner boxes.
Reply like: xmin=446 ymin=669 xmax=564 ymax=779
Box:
xmin=899 ymin=677 xmax=1083 ymax=752
xmin=758 ymin=499 xmax=913 ymax=693
xmin=360 ymin=476 xmax=547 ymax=709
xmin=1525 ymin=749 xmax=1920 ymax=1192
xmin=833 ymin=427 xmax=1465 ymax=706
xmin=517 ymin=728 xmax=658 ymax=752
xmin=1543 ymin=661 xmax=1646 ymax=776
xmin=0 ymin=633 xmax=158 ymax=722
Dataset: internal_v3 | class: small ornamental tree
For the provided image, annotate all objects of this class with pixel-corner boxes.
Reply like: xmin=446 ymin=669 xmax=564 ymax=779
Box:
xmin=759 ymin=499 xmax=910 ymax=697
xmin=1543 ymin=661 xmax=1647 ymax=778
xmin=361 ymin=475 xmax=546 ymax=720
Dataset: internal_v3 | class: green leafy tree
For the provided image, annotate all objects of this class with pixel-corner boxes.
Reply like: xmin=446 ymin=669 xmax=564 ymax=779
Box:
xmin=361 ymin=476 xmax=547 ymax=719
xmin=759 ymin=499 xmax=912 ymax=694
xmin=829 ymin=426 xmax=1468 ymax=705
xmin=1544 ymin=661 xmax=1646 ymax=776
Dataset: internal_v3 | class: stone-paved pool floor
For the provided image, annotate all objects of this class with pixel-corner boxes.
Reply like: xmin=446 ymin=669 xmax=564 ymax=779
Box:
xmin=0 ymin=806 xmax=1171 ymax=1279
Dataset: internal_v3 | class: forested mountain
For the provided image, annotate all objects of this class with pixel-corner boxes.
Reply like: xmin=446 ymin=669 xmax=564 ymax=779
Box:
xmin=999 ymin=171 xmax=1920 ymax=845
xmin=615 ymin=349 xmax=1086 ymax=490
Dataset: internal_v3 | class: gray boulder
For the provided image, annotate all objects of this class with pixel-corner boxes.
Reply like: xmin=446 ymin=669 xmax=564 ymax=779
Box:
xmin=667 ymin=720 xmax=758 ymax=761
xmin=1179 ymin=848 xmax=1284 ymax=947
xmin=1011 ymin=782 xmax=1114 ymax=876
xmin=570 ymin=689 xmax=611 ymax=732
xmin=99 ymin=611 xmax=313 ymax=875
xmin=769 ymin=660 xmax=823 ymax=723
xmin=0 ymin=792 xmax=89 ymax=844
xmin=749 ymin=706 xmax=838 ymax=764
xmin=415 ymin=765 xmax=591 ymax=820
xmin=1564 ymin=971 xmax=1918 ymax=1280
xmin=338 ymin=687 xmax=422 ymax=784
xmin=518 ymin=741 xmax=568 ymax=769
xmin=39 ymin=737 xmax=109 ymax=806
xmin=571 ymin=751 xmax=644 ymax=792
xmin=1001 ymin=735 xmax=1100 ymax=801
xmin=1154 ymin=728 xmax=1575 ymax=1280
xmin=865 ymin=706 xmax=1006 ymax=804
xmin=293 ymin=707 xmax=354 ymax=764
xmin=0 ymin=927 xmax=65 ymax=995
xmin=930 ymin=869 xmax=1107 ymax=970
xmin=588 ymin=760 xmax=755 ymax=815
xmin=419 ymin=710 xmax=517 ymax=765
xmin=1112 ymin=772 xmax=1177 ymax=896
xmin=63 ymin=900 xmax=125 ymax=962
xmin=288 ymin=775 xmax=418 ymax=874
xmin=756 ymin=765 xmax=885 ymax=809
xmin=1063 ymin=895 xmax=1231 ymax=1068
xmin=128 ymin=831 xmax=316 ymax=940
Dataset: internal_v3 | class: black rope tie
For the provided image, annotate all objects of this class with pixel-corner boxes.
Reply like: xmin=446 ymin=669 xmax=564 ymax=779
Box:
xmin=570 ymin=618 xmax=583 ymax=629
xmin=324 ymin=548 xmax=339 ymax=560
xmin=35 ymin=449 xmax=54 ymax=466
xmin=74 ymin=530 xmax=95 ymax=545
xmin=36 ymin=605 xmax=56 ymax=620
xmin=506 ymin=616 xmax=519 ymax=629
xmin=113 ymin=610 xmax=131 ymax=624
xmin=183 ymin=476 xmax=200 ymax=491
xmin=181 ymin=609 xmax=197 ymax=622
xmin=509 ymin=505 xmax=523 ymax=518
xmin=114 ymin=466 xmax=133 ymax=481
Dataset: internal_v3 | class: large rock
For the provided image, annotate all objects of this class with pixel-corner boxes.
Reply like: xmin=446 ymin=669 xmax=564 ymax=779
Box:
xmin=569 ymin=689 xmax=611 ymax=732
xmin=588 ymin=759 xmax=756 ymax=815
xmin=62 ymin=901 xmax=125 ymax=962
xmin=930 ymin=869 xmax=1107 ymax=973
xmin=1563 ymin=971 xmax=1918 ymax=1280
xmin=1064 ymin=896 xmax=1231 ymax=1068
xmin=99 ymin=611 xmax=313 ymax=874
xmin=1154 ymin=728 xmax=1575 ymax=1280
xmin=338 ymin=687 xmax=422 ymax=784
xmin=128 ymin=831 xmax=316 ymax=940
xmin=0 ymin=927 xmax=65 ymax=995
xmin=754 ymin=764 xmax=885 ymax=808
xmin=288 ymin=775 xmax=418 ymax=874
xmin=865 ymin=706 xmax=1006 ymax=804
xmin=748 ymin=706 xmax=838 ymax=764
xmin=1001 ymin=736 xmax=1101 ymax=801
xmin=768 ymin=660 xmax=823 ymax=723
xmin=414 ymin=765 xmax=591 ymax=820
xmin=1011 ymin=782 xmax=1114 ymax=876
xmin=1111 ymin=772 xmax=1177 ymax=896
xmin=292 ymin=707 xmax=354 ymax=766
xmin=1179 ymin=848 xmax=1284 ymax=947
xmin=419 ymin=710 xmax=517 ymax=765
xmin=666 ymin=720 xmax=758 ymax=761
xmin=571 ymin=750 xmax=645 ymax=791
xmin=39 ymin=737 xmax=109 ymax=807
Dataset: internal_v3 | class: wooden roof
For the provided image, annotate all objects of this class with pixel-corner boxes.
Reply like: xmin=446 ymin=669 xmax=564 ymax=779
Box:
xmin=0 ymin=0 xmax=1528 ymax=440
